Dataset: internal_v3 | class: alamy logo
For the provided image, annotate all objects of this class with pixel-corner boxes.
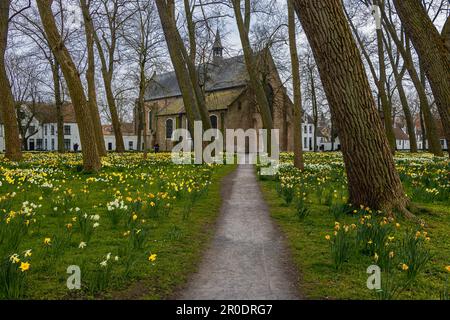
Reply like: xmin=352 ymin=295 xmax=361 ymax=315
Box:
xmin=67 ymin=265 xmax=81 ymax=290
xmin=171 ymin=121 xmax=280 ymax=175
xmin=371 ymin=5 xmax=382 ymax=30
xmin=367 ymin=265 xmax=381 ymax=291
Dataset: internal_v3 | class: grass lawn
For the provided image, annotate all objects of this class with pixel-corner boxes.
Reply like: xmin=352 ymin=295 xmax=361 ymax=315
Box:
xmin=0 ymin=153 xmax=235 ymax=300
xmin=259 ymin=152 xmax=450 ymax=300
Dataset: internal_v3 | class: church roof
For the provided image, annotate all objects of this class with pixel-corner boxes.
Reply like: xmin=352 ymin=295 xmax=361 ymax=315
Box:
xmin=156 ymin=87 xmax=245 ymax=116
xmin=145 ymin=55 xmax=249 ymax=101
xmin=0 ymin=103 xmax=77 ymax=124
xmin=102 ymin=123 xmax=136 ymax=136
xmin=393 ymin=127 xmax=409 ymax=140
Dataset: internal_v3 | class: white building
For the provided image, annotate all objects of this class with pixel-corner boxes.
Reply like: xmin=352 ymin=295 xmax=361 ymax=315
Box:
xmin=0 ymin=103 xmax=137 ymax=152
xmin=394 ymin=127 xmax=411 ymax=151
xmin=102 ymin=124 xmax=138 ymax=151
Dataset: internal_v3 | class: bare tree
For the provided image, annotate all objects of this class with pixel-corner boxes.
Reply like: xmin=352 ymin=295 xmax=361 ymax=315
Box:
xmin=122 ymin=0 xmax=164 ymax=153
xmin=379 ymin=2 xmax=443 ymax=155
xmin=287 ymin=0 xmax=303 ymax=169
xmin=293 ymin=0 xmax=411 ymax=218
xmin=393 ymin=0 xmax=450 ymax=158
xmin=37 ymin=0 xmax=101 ymax=171
xmin=230 ymin=0 xmax=274 ymax=134
xmin=345 ymin=1 xmax=396 ymax=152
xmin=0 ymin=0 xmax=23 ymax=161
xmin=91 ymin=0 xmax=130 ymax=153
xmin=80 ymin=0 xmax=107 ymax=156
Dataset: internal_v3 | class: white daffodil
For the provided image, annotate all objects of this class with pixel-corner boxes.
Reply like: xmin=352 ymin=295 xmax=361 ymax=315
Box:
xmin=79 ymin=242 xmax=87 ymax=249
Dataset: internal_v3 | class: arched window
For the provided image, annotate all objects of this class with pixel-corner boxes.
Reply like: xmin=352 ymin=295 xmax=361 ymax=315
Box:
xmin=166 ymin=118 xmax=174 ymax=139
xmin=210 ymin=115 xmax=218 ymax=129
xmin=148 ymin=110 xmax=153 ymax=130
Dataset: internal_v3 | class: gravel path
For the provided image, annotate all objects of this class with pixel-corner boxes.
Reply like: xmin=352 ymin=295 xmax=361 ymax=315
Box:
xmin=179 ymin=164 xmax=301 ymax=300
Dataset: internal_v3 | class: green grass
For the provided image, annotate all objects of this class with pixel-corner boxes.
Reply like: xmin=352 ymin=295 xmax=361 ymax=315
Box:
xmin=0 ymin=153 xmax=236 ymax=300
xmin=260 ymin=179 xmax=450 ymax=300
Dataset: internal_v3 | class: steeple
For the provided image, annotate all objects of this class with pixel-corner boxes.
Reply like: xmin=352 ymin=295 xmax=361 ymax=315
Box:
xmin=212 ymin=29 xmax=224 ymax=64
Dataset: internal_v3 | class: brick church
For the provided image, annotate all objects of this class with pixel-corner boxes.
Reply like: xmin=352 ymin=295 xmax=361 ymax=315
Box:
xmin=142 ymin=31 xmax=295 ymax=152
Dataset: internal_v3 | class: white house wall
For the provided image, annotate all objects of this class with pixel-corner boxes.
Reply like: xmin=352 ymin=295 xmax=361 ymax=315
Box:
xmin=104 ymin=135 xmax=138 ymax=151
xmin=0 ymin=122 xmax=138 ymax=152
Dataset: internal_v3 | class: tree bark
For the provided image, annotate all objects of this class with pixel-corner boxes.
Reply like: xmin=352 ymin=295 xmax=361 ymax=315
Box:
xmin=374 ymin=1 xmax=396 ymax=153
xmin=442 ymin=16 xmax=450 ymax=63
xmin=288 ymin=0 xmax=304 ymax=170
xmin=393 ymin=0 xmax=450 ymax=158
xmin=380 ymin=8 xmax=443 ymax=155
xmin=155 ymin=0 xmax=202 ymax=127
xmin=37 ymin=0 xmax=101 ymax=172
xmin=309 ymin=66 xmax=318 ymax=152
xmin=383 ymin=34 xmax=417 ymax=152
xmin=51 ymin=59 xmax=65 ymax=153
xmin=80 ymin=0 xmax=106 ymax=157
xmin=293 ymin=0 xmax=410 ymax=216
xmin=92 ymin=1 xmax=125 ymax=153
xmin=0 ymin=0 xmax=22 ymax=161
xmin=168 ymin=0 xmax=211 ymax=130
xmin=345 ymin=5 xmax=395 ymax=152
xmin=231 ymin=0 xmax=274 ymax=131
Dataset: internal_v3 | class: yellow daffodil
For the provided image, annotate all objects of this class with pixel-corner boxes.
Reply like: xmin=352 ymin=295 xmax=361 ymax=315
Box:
xmin=19 ymin=261 xmax=30 ymax=272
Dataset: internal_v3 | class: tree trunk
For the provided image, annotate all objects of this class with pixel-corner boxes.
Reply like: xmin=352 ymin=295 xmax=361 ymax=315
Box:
xmin=155 ymin=0 xmax=201 ymax=128
xmin=419 ymin=110 xmax=427 ymax=150
xmin=37 ymin=0 xmax=101 ymax=172
xmin=442 ymin=16 xmax=450 ymax=63
xmin=345 ymin=5 xmax=395 ymax=152
xmin=51 ymin=59 xmax=65 ymax=153
xmin=383 ymin=35 xmax=417 ymax=152
xmin=381 ymin=7 xmax=443 ymax=156
xmin=404 ymin=35 xmax=443 ymax=155
xmin=374 ymin=5 xmax=396 ymax=153
xmin=309 ymin=67 xmax=318 ymax=152
xmin=293 ymin=0 xmax=410 ymax=216
xmin=232 ymin=0 xmax=274 ymax=131
xmin=81 ymin=0 xmax=106 ymax=157
xmin=393 ymin=0 xmax=450 ymax=158
xmin=91 ymin=3 xmax=125 ymax=154
xmin=0 ymin=0 xmax=22 ymax=161
xmin=137 ymin=64 xmax=146 ymax=152
xmin=288 ymin=0 xmax=304 ymax=170
xmin=93 ymin=40 xmax=125 ymax=153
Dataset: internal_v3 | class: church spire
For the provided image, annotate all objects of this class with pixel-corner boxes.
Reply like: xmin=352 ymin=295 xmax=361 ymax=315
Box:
xmin=212 ymin=29 xmax=224 ymax=64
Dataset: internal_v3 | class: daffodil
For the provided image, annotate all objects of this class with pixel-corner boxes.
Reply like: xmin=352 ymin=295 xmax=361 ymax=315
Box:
xmin=9 ymin=254 xmax=20 ymax=264
xmin=19 ymin=261 xmax=30 ymax=272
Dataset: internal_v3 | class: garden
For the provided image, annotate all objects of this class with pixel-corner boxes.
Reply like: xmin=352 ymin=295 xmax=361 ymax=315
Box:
xmin=259 ymin=152 xmax=450 ymax=300
xmin=0 ymin=152 xmax=233 ymax=299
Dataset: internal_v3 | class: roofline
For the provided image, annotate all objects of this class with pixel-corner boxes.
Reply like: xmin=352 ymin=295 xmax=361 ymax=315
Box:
xmin=156 ymin=108 xmax=229 ymax=117
xmin=144 ymin=84 xmax=248 ymax=103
